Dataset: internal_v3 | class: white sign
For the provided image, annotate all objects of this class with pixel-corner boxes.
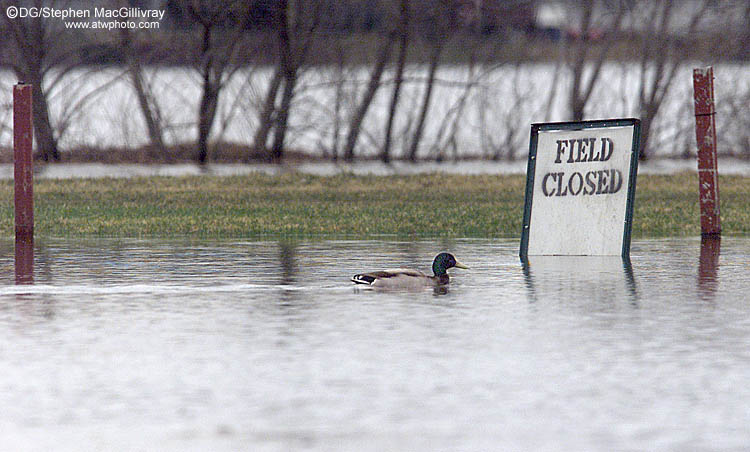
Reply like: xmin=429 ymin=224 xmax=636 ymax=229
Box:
xmin=520 ymin=119 xmax=640 ymax=259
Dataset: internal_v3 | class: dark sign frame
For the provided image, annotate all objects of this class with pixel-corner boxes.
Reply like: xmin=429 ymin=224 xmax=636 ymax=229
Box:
xmin=520 ymin=118 xmax=641 ymax=261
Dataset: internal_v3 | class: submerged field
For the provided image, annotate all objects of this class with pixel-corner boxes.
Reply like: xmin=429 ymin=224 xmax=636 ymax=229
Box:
xmin=0 ymin=172 xmax=748 ymax=238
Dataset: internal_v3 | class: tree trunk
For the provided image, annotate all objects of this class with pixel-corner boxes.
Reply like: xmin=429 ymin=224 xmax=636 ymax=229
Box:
xmin=637 ymin=0 xmax=706 ymax=160
xmin=567 ymin=0 xmax=624 ymax=121
xmin=270 ymin=72 xmax=296 ymax=162
xmin=27 ymin=72 xmax=60 ymax=161
xmin=197 ymin=78 xmax=219 ymax=164
xmin=638 ymin=109 xmax=655 ymax=160
xmin=544 ymin=40 xmax=565 ymax=122
xmin=252 ymin=67 xmax=283 ymax=156
xmin=382 ymin=0 xmax=409 ymax=163
xmin=568 ymin=0 xmax=593 ymax=122
xmin=121 ymin=29 xmax=166 ymax=160
xmin=408 ymin=42 xmax=441 ymax=162
xmin=14 ymin=60 xmax=59 ymax=161
xmin=269 ymin=0 xmax=293 ymax=162
xmin=189 ymin=2 xmax=249 ymax=165
xmin=196 ymin=25 xmax=219 ymax=165
xmin=4 ymin=0 xmax=60 ymax=162
xmin=331 ymin=53 xmax=345 ymax=161
xmin=266 ymin=0 xmax=322 ymax=162
xmin=343 ymin=35 xmax=395 ymax=161
xmin=131 ymin=68 xmax=166 ymax=158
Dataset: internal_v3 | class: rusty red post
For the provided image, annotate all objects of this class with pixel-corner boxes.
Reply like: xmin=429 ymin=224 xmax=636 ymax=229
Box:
xmin=692 ymin=67 xmax=721 ymax=236
xmin=14 ymin=83 xmax=33 ymax=284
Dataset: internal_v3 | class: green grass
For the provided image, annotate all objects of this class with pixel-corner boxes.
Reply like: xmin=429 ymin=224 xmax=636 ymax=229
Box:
xmin=0 ymin=172 xmax=747 ymax=238
xmin=633 ymin=173 xmax=750 ymax=237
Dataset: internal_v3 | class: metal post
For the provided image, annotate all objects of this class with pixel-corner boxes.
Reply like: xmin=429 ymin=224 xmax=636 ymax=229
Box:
xmin=692 ymin=67 xmax=721 ymax=236
xmin=14 ymin=83 xmax=33 ymax=284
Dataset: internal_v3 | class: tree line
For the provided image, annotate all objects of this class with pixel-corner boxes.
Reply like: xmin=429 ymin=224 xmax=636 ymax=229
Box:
xmin=1 ymin=0 xmax=748 ymax=163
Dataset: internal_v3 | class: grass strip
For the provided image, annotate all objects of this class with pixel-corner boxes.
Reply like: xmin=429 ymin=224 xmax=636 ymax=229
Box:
xmin=0 ymin=172 xmax=747 ymax=238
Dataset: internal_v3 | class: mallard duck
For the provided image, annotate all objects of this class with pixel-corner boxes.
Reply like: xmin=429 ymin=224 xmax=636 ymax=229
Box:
xmin=351 ymin=253 xmax=468 ymax=288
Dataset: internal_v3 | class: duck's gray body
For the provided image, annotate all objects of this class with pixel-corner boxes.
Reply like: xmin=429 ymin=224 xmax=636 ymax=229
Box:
xmin=351 ymin=253 xmax=466 ymax=288
xmin=351 ymin=268 xmax=449 ymax=288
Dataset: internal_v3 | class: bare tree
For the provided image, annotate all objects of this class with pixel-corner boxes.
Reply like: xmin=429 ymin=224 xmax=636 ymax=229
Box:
xmin=268 ymin=0 xmax=295 ymax=162
xmin=478 ymin=64 xmax=536 ymax=160
xmin=635 ymin=0 xmax=708 ymax=160
xmin=543 ymin=39 xmax=566 ymax=122
xmin=269 ymin=0 xmax=324 ymax=162
xmin=741 ymin=4 xmax=750 ymax=60
xmin=328 ymin=47 xmax=349 ymax=161
xmin=407 ymin=0 xmax=457 ymax=161
xmin=181 ymin=0 xmax=250 ymax=164
xmin=566 ymin=0 xmax=627 ymax=121
xmin=252 ymin=68 xmax=283 ymax=157
xmin=0 ymin=0 xmax=81 ymax=161
xmin=408 ymin=41 xmax=441 ymax=161
xmin=249 ymin=0 xmax=324 ymax=162
xmin=722 ymin=72 xmax=750 ymax=158
xmin=381 ymin=0 xmax=410 ymax=163
xmin=342 ymin=2 xmax=400 ymax=162
xmin=430 ymin=65 xmax=479 ymax=162
xmin=119 ymin=25 xmax=167 ymax=159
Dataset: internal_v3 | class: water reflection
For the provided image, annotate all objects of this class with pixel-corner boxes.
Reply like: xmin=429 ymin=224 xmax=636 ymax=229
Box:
xmin=278 ymin=241 xmax=298 ymax=286
xmin=14 ymin=236 xmax=33 ymax=285
xmin=522 ymin=256 xmax=639 ymax=306
xmin=698 ymin=235 xmax=721 ymax=301
xmin=353 ymin=283 xmax=452 ymax=296
xmin=432 ymin=285 xmax=450 ymax=296
xmin=622 ymin=256 xmax=639 ymax=302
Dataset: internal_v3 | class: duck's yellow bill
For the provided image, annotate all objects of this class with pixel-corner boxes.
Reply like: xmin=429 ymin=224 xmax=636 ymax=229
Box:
xmin=454 ymin=261 xmax=469 ymax=269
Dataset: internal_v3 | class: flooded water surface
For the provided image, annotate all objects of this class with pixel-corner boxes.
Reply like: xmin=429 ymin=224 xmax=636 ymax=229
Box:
xmin=1 ymin=237 xmax=749 ymax=451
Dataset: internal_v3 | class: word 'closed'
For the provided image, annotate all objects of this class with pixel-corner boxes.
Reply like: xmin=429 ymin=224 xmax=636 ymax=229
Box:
xmin=542 ymin=169 xmax=622 ymax=197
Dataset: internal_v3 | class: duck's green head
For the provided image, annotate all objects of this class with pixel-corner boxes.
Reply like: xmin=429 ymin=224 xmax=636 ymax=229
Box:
xmin=432 ymin=252 xmax=469 ymax=276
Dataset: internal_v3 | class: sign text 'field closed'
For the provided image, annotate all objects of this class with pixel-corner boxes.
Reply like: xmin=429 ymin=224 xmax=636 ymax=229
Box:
xmin=520 ymin=119 xmax=641 ymax=260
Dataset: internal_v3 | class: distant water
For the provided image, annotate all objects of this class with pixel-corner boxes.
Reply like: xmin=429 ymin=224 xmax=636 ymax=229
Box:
xmin=0 ymin=158 xmax=748 ymax=179
xmin=1 ymin=63 xmax=749 ymax=160
xmin=1 ymin=237 xmax=749 ymax=451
